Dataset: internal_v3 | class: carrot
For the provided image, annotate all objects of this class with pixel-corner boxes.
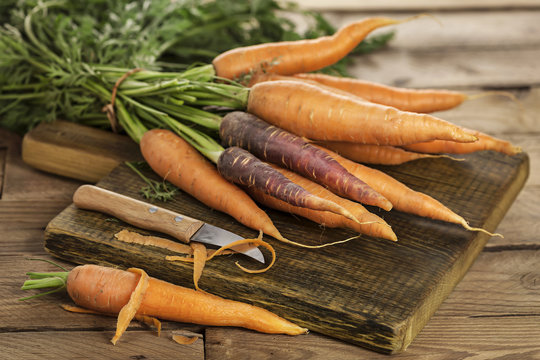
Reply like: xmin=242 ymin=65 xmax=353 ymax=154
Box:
xmin=246 ymin=165 xmax=397 ymax=242
xmin=246 ymin=80 xmax=478 ymax=146
xmin=21 ymin=264 xmax=308 ymax=344
xmin=212 ymin=17 xmax=401 ymax=81
xmin=141 ymin=129 xmax=360 ymax=235
xmin=316 ymin=145 xmax=501 ymax=236
xmin=402 ymin=130 xmax=522 ymax=156
xmin=293 ymin=73 xmax=467 ymax=113
xmin=314 ymin=141 xmax=456 ymax=165
xmin=220 ymin=111 xmax=392 ymax=210
xmin=139 ymin=129 xmax=286 ymax=242
xmin=217 ymin=146 xmax=362 ymax=223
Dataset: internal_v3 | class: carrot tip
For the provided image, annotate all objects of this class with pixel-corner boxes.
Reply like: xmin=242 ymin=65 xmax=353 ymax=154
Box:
xmin=399 ymin=13 xmax=442 ymax=27
xmin=462 ymin=221 xmax=503 ymax=238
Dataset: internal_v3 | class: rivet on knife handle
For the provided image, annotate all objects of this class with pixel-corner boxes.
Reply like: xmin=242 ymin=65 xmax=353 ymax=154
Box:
xmin=73 ymin=185 xmax=203 ymax=243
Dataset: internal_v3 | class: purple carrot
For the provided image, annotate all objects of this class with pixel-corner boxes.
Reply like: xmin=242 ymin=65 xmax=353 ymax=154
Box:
xmin=217 ymin=146 xmax=361 ymax=223
xmin=220 ymin=111 xmax=392 ymax=211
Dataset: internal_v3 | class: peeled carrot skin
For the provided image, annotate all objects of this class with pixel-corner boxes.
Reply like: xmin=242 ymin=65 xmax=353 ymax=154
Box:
xmin=247 ymin=80 xmax=477 ymax=146
xmin=67 ymin=265 xmax=307 ymax=335
xmin=220 ymin=111 xmax=391 ymax=210
xmin=293 ymin=73 xmax=468 ymax=113
xmin=212 ymin=17 xmax=400 ymax=81
xmin=140 ymin=129 xmax=284 ymax=241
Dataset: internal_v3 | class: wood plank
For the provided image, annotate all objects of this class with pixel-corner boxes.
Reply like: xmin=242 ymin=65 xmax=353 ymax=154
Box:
xmin=205 ymin=250 xmax=540 ymax=359
xmin=318 ymin=10 xmax=540 ymax=50
xmin=21 ymin=120 xmax=141 ymax=183
xmin=486 ymin=186 xmax=540 ymax=248
xmin=1 ymin=331 xmax=204 ymax=360
xmin=0 ymin=200 xmax=72 ymax=254
xmin=0 ymin=146 xmax=5 ymax=198
xmin=42 ymin=148 xmax=528 ymax=353
xmin=348 ymin=47 xmax=540 ymax=89
xmin=2 ymin=126 xmax=82 ymax=201
xmin=294 ymin=0 xmax=540 ymax=11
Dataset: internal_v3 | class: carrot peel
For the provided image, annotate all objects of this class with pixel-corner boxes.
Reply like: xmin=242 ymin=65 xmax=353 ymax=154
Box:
xmin=111 ymin=268 xmax=150 ymax=345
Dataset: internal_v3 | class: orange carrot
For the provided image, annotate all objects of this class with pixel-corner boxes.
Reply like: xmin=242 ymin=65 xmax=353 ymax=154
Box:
xmin=139 ymin=129 xmax=286 ymax=242
xmin=315 ymin=141 xmax=455 ymax=165
xmin=402 ymin=130 xmax=521 ymax=156
xmin=247 ymin=80 xmax=477 ymax=146
xmin=316 ymin=145 xmax=501 ymax=236
xmin=22 ymin=264 xmax=308 ymax=344
xmin=247 ymin=165 xmax=397 ymax=242
xmin=293 ymin=73 xmax=467 ymax=113
xmin=212 ymin=17 xmax=401 ymax=81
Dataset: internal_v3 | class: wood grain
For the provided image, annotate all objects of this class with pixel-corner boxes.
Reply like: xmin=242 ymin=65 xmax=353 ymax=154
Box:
xmin=205 ymin=250 xmax=540 ymax=359
xmin=1 ymin=331 xmax=204 ymax=360
xmin=22 ymin=121 xmax=141 ymax=183
xmin=42 ymin=148 xmax=528 ymax=353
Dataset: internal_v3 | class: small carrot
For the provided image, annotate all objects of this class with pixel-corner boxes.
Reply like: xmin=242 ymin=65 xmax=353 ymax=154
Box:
xmin=212 ymin=17 xmax=401 ymax=81
xmin=217 ymin=146 xmax=362 ymax=223
xmin=402 ymin=130 xmax=522 ymax=156
xmin=220 ymin=111 xmax=392 ymax=210
xmin=246 ymin=80 xmax=478 ymax=146
xmin=139 ymin=129 xmax=286 ymax=242
xmin=246 ymin=165 xmax=397 ymax=242
xmin=20 ymin=264 xmax=308 ymax=344
xmin=314 ymin=141 xmax=455 ymax=165
xmin=316 ymin=145 xmax=501 ymax=236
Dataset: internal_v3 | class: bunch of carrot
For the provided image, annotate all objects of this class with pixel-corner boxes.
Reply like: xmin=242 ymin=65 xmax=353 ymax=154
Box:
xmin=134 ymin=15 xmax=518 ymax=245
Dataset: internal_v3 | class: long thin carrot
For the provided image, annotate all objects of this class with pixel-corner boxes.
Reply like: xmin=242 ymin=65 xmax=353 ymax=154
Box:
xmin=216 ymin=146 xmax=360 ymax=223
xmin=139 ymin=129 xmax=286 ymax=242
xmin=247 ymin=80 xmax=477 ymax=146
xmin=220 ymin=111 xmax=392 ymax=210
xmin=212 ymin=17 xmax=401 ymax=81
xmin=21 ymin=264 xmax=308 ymax=344
xmin=316 ymin=145 xmax=501 ymax=237
xmin=293 ymin=73 xmax=467 ymax=113
xmin=315 ymin=141 xmax=455 ymax=165
xmin=402 ymin=130 xmax=522 ymax=156
xmin=247 ymin=165 xmax=397 ymax=242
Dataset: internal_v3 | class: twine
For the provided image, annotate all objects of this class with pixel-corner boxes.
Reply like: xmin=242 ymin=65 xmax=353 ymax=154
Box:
xmin=102 ymin=67 xmax=143 ymax=133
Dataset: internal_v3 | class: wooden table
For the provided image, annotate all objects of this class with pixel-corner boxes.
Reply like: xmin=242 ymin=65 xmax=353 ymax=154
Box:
xmin=2 ymin=2 xmax=539 ymax=359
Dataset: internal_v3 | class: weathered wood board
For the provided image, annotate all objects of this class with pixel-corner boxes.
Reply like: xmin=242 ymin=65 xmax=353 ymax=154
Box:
xmin=43 ymin=147 xmax=529 ymax=353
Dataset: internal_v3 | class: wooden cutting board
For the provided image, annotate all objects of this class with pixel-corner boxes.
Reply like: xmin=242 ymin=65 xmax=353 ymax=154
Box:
xmin=30 ymin=122 xmax=528 ymax=354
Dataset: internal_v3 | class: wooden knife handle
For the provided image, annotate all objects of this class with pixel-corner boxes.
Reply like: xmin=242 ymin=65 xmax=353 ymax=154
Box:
xmin=73 ymin=185 xmax=203 ymax=243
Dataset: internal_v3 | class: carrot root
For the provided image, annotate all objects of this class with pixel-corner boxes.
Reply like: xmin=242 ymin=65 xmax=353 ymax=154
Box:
xmin=461 ymin=220 xmax=503 ymax=238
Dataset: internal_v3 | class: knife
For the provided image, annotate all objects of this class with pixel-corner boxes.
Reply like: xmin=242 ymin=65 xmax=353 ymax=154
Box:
xmin=72 ymin=185 xmax=265 ymax=263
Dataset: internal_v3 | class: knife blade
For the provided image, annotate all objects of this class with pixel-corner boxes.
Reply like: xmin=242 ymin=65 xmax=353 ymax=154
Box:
xmin=72 ymin=185 xmax=265 ymax=263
